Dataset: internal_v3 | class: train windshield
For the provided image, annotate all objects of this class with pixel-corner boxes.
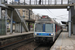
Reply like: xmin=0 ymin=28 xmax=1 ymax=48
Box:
xmin=35 ymin=23 xmax=53 ymax=32
xmin=35 ymin=23 xmax=43 ymax=32
xmin=45 ymin=24 xmax=53 ymax=32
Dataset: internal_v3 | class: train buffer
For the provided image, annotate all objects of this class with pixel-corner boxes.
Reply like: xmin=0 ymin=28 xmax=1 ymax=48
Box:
xmin=50 ymin=31 xmax=75 ymax=50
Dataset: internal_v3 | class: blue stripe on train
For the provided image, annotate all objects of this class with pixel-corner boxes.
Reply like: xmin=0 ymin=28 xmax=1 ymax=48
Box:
xmin=37 ymin=33 xmax=51 ymax=36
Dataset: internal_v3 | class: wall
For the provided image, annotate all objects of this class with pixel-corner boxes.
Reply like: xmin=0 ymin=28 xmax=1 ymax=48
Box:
xmin=19 ymin=9 xmax=33 ymax=20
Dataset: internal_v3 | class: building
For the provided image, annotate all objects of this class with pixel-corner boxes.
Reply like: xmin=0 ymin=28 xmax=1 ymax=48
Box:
xmin=35 ymin=14 xmax=41 ymax=20
xmin=19 ymin=9 xmax=35 ymax=31
xmin=19 ymin=9 xmax=34 ymax=20
xmin=19 ymin=9 xmax=41 ymax=31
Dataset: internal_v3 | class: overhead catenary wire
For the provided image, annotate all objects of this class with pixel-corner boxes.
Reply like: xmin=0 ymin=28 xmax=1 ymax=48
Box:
xmin=48 ymin=9 xmax=56 ymax=17
xmin=33 ymin=9 xmax=68 ymax=20
xmin=46 ymin=9 xmax=68 ymax=20
xmin=45 ymin=9 xmax=56 ymax=18
xmin=56 ymin=14 xmax=68 ymax=17
xmin=47 ymin=9 xmax=68 ymax=18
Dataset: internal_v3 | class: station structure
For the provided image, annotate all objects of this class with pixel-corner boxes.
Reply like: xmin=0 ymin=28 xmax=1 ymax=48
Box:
xmin=0 ymin=0 xmax=75 ymax=49
xmin=0 ymin=0 xmax=75 ymax=37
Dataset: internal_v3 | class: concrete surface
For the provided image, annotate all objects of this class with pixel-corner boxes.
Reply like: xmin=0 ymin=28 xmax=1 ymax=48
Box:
xmin=6 ymin=4 xmax=72 ymax=9
xmin=50 ymin=32 xmax=75 ymax=50
xmin=0 ymin=31 xmax=33 ymax=39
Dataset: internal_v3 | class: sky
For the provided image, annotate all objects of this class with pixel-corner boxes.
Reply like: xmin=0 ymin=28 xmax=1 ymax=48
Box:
xmin=32 ymin=9 xmax=68 ymax=24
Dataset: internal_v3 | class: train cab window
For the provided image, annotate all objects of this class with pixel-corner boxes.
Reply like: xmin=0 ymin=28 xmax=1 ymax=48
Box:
xmin=45 ymin=24 xmax=53 ymax=32
xmin=35 ymin=23 xmax=43 ymax=32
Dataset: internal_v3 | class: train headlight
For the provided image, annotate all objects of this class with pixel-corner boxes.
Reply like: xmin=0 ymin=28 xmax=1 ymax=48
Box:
xmin=35 ymin=33 xmax=37 ymax=35
xmin=51 ymin=34 xmax=53 ymax=36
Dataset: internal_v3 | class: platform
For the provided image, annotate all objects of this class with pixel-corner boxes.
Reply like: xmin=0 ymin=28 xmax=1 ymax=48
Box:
xmin=50 ymin=32 xmax=75 ymax=50
xmin=0 ymin=31 xmax=33 ymax=39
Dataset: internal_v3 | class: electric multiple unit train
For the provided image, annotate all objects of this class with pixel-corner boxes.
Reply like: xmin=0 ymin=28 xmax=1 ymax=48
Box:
xmin=34 ymin=15 xmax=62 ymax=43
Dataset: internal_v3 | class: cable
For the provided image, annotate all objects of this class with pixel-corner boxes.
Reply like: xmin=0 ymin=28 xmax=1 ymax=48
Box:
xmin=48 ymin=9 xmax=56 ymax=17
xmin=33 ymin=9 xmax=68 ymax=20
xmin=48 ymin=9 xmax=68 ymax=18
xmin=45 ymin=9 xmax=62 ymax=20
xmin=45 ymin=9 xmax=55 ymax=18
xmin=56 ymin=14 xmax=68 ymax=17
xmin=47 ymin=9 xmax=68 ymax=20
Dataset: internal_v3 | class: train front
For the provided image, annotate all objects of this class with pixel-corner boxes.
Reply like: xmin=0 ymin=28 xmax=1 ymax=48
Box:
xmin=34 ymin=16 xmax=55 ymax=43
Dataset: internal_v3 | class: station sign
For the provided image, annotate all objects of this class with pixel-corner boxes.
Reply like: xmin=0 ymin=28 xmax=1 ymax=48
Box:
xmin=42 ymin=15 xmax=48 ymax=19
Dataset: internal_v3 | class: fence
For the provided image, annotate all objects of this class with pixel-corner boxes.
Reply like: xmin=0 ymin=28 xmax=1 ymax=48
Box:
xmin=0 ymin=19 xmax=6 ymax=35
xmin=1 ymin=0 xmax=69 ymax=5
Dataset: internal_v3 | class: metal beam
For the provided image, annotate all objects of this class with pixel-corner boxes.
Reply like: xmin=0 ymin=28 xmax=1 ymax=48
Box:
xmin=61 ymin=0 xmax=63 ymax=5
xmin=0 ymin=0 xmax=1 ymax=19
xmin=29 ymin=10 xmax=30 ymax=19
xmin=0 ymin=7 xmax=1 ymax=19
xmin=68 ymin=7 xmax=71 ymax=37
xmin=45 ymin=0 xmax=46 ymax=5
xmin=42 ymin=0 xmax=43 ymax=5
xmin=21 ymin=22 xmax=22 ymax=33
xmin=50 ymin=0 xmax=52 ymax=4
xmin=30 ymin=0 xmax=31 ymax=5
xmin=6 ymin=5 xmax=68 ymax=9
xmin=10 ymin=11 xmax=13 ymax=33
xmin=48 ymin=0 xmax=49 ymax=5
xmin=55 ymin=0 xmax=57 ymax=5
xmin=28 ymin=9 xmax=30 ymax=31
xmin=28 ymin=22 xmax=30 ymax=31
xmin=5 ymin=9 xmax=7 ymax=33
xmin=36 ymin=0 xmax=37 ymax=5
xmin=0 ymin=0 xmax=8 ymax=8
xmin=24 ymin=0 xmax=25 ymax=5
xmin=0 ymin=0 xmax=1 ymax=4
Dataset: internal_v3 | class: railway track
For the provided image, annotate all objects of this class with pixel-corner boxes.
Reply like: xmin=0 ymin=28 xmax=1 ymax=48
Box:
xmin=0 ymin=38 xmax=34 ymax=50
xmin=12 ymin=41 xmax=54 ymax=50
xmin=34 ymin=43 xmax=53 ymax=50
xmin=13 ymin=38 xmax=34 ymax=50
xmin=34 ymin=33 xmax=61 ymax=50
xmin=15 ymin=42 xmax=40 ymax=50
xmin=13 ymin=33 xmax=59 ymax=50
xmin=0 ymin=33 xmax=34 ymax=50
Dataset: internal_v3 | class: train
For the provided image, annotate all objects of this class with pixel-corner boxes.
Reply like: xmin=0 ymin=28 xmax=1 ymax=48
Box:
xmin=34 ymin=15 xmax=62 ymax=43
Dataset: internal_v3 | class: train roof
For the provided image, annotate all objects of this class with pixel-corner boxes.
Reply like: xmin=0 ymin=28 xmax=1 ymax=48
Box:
xmin=35 ymin=15 xmax=61 ymax=26
xmin=35 ymin=16 xmax=55 ymax=23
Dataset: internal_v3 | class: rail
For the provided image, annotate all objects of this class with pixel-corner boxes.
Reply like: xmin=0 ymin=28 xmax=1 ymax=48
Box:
xmin=34 ymin=44 xmax=52 ymax=50
xmin=0 ymin=38 xmax=34 ymax=49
